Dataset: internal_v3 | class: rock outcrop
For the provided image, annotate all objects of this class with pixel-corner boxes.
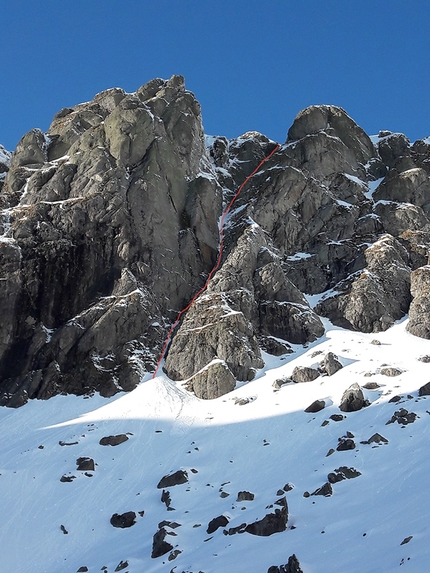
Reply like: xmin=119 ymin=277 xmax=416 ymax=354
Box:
xmin=1 ymin=75 xmax=430 ymax=405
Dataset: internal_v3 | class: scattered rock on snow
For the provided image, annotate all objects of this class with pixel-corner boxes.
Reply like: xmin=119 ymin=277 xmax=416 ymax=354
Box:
xmin=418 ymin=381 xmax=430 ymax=396
xmin=327 ymin=466 xmax=361 ymax=483
xmin=151 ymin=527 xmax=173 ymax=558
xmin=207 ymin=515 xmax=229 ymax=534
xmin=419 ymin=355 xmax=430 ymax=363
xmin=330 ymin=414 xmax=345 ymax=422
xmin=110 ymin=511 xmax=137 ymax=528
xmin=386 ymin=408 xmax=418 ymax=425
xmin=363 ymin=382 xmax=381 ymax=390
xmin=336 ymin=437 xmax=356 ymax=451
xmin=267 ymin=553 xmax=304 ymax=573
xmin=60 ymin=475 xmax=76 ymax=482
xmin=245 ymin=496 xmax=288 ymax=536
xmin=273 ymin=378 xmax=293 ymax=389
xmin=161 ymin=489 xmax=172 ymax=509
xmin=320 ymin=352 xmax=343 ymax=376
xmin=99 ymin=434 xmax=129 ymax=446
xmin=291 ymin=366 xmax=320 ymax=383
xmin=237 ymin=491 xmax=255 ymax=501
xmin=311 ymin=482 xmax=333 ymax=497
xmin=339 ymin=383 xmax=366 ymax=412
xmin=305 ymin=399 xmax=326 ymax=413
xmin=76 ymin=457 xmax=95 ymax=471
xmin=360 ymin=433 xmax=389 ymax=445
xmin=157 ymin=470 xmax=188 ymax=488
xmin=114 ymin=561 xmax=129 ymax=572
xmin=401 ymin=536 xmax=413 ymax=545
xmin=380 ymin=367 xmax=403 ymax=377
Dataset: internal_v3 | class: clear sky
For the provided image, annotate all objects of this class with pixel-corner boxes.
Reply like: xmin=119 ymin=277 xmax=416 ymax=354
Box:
xmin=1 ymin=1 xmax=430 ymax=151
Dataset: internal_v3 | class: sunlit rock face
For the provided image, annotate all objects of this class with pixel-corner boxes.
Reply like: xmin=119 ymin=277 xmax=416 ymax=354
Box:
xmin=1 ymin=79 xmax=430 ymax=405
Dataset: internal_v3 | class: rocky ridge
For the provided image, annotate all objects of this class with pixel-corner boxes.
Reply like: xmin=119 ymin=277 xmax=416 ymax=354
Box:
xmin=1 ymin=77 xmax=430 ymax=406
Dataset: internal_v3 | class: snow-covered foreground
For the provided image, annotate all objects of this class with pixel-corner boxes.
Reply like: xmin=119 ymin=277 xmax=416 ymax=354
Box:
xmin=1 ymin=319 xmax=430 ymax=573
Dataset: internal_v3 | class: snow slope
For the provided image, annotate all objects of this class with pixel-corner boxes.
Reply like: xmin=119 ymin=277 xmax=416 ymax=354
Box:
xmin=1 ymin=318 xmax=430 ymax=573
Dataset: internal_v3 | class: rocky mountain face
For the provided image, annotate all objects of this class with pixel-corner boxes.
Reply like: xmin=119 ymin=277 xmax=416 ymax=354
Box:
xmin=1 ymin=75 xmax=430 ymax=406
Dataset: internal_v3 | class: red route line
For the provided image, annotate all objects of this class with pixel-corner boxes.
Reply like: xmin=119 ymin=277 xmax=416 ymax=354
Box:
xmin=152 ymin=142 xmax=280 ymax=378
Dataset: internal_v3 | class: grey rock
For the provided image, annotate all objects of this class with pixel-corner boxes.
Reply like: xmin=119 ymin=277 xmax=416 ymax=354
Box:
xmin=305 ymin=399 xmax=326 ymax=413
xmin=245 ymin=496 xmax=288 ymax=536
xmin=287 ymin=105 xmax=376 ymax=168
xmin=321 ymin=352 xmax=343 ymax=376
xmin=157 ymin=470 xmax=188 ymax=489
xmin=291 ymin=366 xmax=320 ymax=383
xmin=207 ymin=515 xmax=229 ymax=534
xmin=407 ymin=266 xmax=430 ymax=339
xmin=237 ymin=491 xmax=255 ymax=502
xmin=0 ymin=75 xmax=221 ymax=406
xmin=110 ymin=511 xmax=136 ymax=528
xmin=336 ymin=438 xmax=356 ymax=451
xmin=151 ymin=527 xmax=173 ymax=558
xmin=328 ymin=466 xmax=361 ymax=483
xmin=316 ymin=235 xmax=411 ymax=332
xmin=161 ymin=490 xmax=172 ymax=509
xmin=272 ymin=378 xmax=293 ymax=390
xmin=187 ymin=361 xmax=236 ymax=400
xmin=268 ymin=554 xmax=303 ymax=573
xmin=76 ymin=457 xmax=95 ymax=471
xmin=380 ymin=367 xmax=403 ymax=377
xmin=339 ymin=383 xmax=366 ymax=412
xmin=386 ymin=408 xmax=417 ymax=425
xmin=99 ymin=434 xmax=129 ymax=446
xmin=311 ymin=482 xmax=333 ymax=496
xmin=360 ymin=433 xmax=389 ymax=445
xmin=419 ymin=381 xmax=430 ymax=396
xmin=114 ymin=561 xmax=129 ymax=572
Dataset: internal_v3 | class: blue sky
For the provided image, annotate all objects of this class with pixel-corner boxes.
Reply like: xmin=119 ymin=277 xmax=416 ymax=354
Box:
xmin=2 ymin=1 xmax=430 ymax=151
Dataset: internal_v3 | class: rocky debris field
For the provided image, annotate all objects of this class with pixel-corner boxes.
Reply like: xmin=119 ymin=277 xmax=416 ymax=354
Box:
xmin=0 ymin=318 xmax=430 ymax=572
xmin=1 ymin=76 xmax=430 ymax=406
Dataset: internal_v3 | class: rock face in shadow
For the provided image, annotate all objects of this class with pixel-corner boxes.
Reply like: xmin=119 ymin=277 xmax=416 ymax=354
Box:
xmin=0 ymin=75 xmax=221 ymax=406
xmin=1 ymin=78 xmax=430 ymax=405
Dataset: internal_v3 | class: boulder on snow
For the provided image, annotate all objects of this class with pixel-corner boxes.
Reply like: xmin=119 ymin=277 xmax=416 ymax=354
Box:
xmin=380 ymin=367 xmax=402 ymax=377
xmin=305 ymin=399 xmax=326 ymax=413
xmin=321 ymin=352 xmax=343 ymax=376
xmin=207 ymin=515 xmax=229 ymax=534
xmin=151 ymin=527 xmax=173 ymax=558
xmin=157 ymin=470 xmax=188 ymax=489
xmin=267 ymin=554 xmax=304 ymax=573
xmin=327 ymin=466 xmax=361 ymax=483
xmin=386 ymin=408 xmax=417 ymax=425
xmin=418 ymin=381 xmax=430 ymax=396
xmin=99 ymin=434 xmax=129 ymax=446
xmin=245 ymin=496 xmax=288 ymax=536
xmin=339 ymin=383 xmax=366 ymax=412
xmin=76 ymin=457 xmax=95 ymax=471
xmin=291 ymin=366 xmax=320 ymax=383
xmin=237 ymin=490 xmax=255 ymax=502
xmin=110 ymin=511 xmax=136 ymax=528
xmin=311 ymin=482 xmax=333 ymax=497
